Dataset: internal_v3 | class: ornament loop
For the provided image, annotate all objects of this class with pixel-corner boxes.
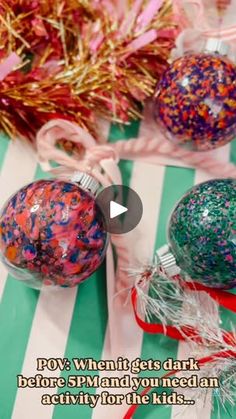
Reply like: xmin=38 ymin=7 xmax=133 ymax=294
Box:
xmin=36 ymin=119 xmax=120 ymax=187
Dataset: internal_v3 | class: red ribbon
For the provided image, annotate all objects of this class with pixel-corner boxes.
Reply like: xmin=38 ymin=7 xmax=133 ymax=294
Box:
xmin=183 ymin=280 xmax=236 ymax=313
xmin=131 ymin=287 xmax=236 ymax=345
xmin=127 ymin=276 xmax=236 ymax=418
xmin=123 ymin=349 xmax=236 ymax=419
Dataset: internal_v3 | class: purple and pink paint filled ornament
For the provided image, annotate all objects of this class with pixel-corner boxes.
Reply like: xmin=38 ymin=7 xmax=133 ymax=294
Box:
xmin=154 ymin=47 xmax=236 ymax=151
xmin=0 ymin=179 xmax=108 ymax=288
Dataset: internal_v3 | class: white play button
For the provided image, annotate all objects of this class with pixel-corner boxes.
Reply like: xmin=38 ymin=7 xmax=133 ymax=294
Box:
xmin=96 ymin=185 xmax=143 ymax=234
xmin=110 ymin=201 xmax=128 ymax=219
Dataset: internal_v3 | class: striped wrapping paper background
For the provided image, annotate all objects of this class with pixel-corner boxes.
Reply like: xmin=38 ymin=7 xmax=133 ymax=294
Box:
xmin=0 ymin=121 xmax=236 ymax=419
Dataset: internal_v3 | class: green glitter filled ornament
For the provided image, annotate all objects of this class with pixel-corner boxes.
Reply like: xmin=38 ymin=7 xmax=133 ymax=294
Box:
xmin=168 ymin=179 xmax=236 ymax=289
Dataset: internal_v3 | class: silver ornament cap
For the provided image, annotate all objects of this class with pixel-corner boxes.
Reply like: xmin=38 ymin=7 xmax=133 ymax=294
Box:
xmin=205 ymin=38 xmax=230 ymax=56
xmin=71 ymin=172 xmax=100 ymax=196
xmin=156 ymin=245 xmax=180 ymax=277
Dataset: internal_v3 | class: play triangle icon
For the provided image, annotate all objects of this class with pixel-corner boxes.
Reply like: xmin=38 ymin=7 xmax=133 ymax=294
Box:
xmin=109 ymin=201 xmax=128 ymax=219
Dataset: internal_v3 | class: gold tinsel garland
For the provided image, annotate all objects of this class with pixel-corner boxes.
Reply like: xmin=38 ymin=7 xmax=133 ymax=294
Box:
xmin=0 ymin=0 xmax=178 ymax=141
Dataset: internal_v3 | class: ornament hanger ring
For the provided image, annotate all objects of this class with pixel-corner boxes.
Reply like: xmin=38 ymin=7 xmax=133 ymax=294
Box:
xmin=36 ymin=119 xmax=119 ymax=171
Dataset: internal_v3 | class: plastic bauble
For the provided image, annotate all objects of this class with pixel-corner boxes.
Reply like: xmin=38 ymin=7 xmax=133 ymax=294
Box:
xmin=0 ymin=179 xmax=108 ymax=288
xmin=154 ymin=52 xmax=236 ymax=151
xmin=168 ymin=179 xmax=236 ymax=289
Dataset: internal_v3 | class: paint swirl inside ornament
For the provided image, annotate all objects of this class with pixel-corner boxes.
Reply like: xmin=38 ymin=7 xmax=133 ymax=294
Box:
xmin=154 ymin=53 xmax=236 ymax=151
xmin=168 ymin=179 xmax=236 ymax=289
xmin=0 ymin=180 xmax=108 ymax=288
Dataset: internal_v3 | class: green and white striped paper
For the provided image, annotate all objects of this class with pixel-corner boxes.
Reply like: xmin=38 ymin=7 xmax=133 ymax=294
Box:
xmin=0 ymin=122 xmax=236 ymax=419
